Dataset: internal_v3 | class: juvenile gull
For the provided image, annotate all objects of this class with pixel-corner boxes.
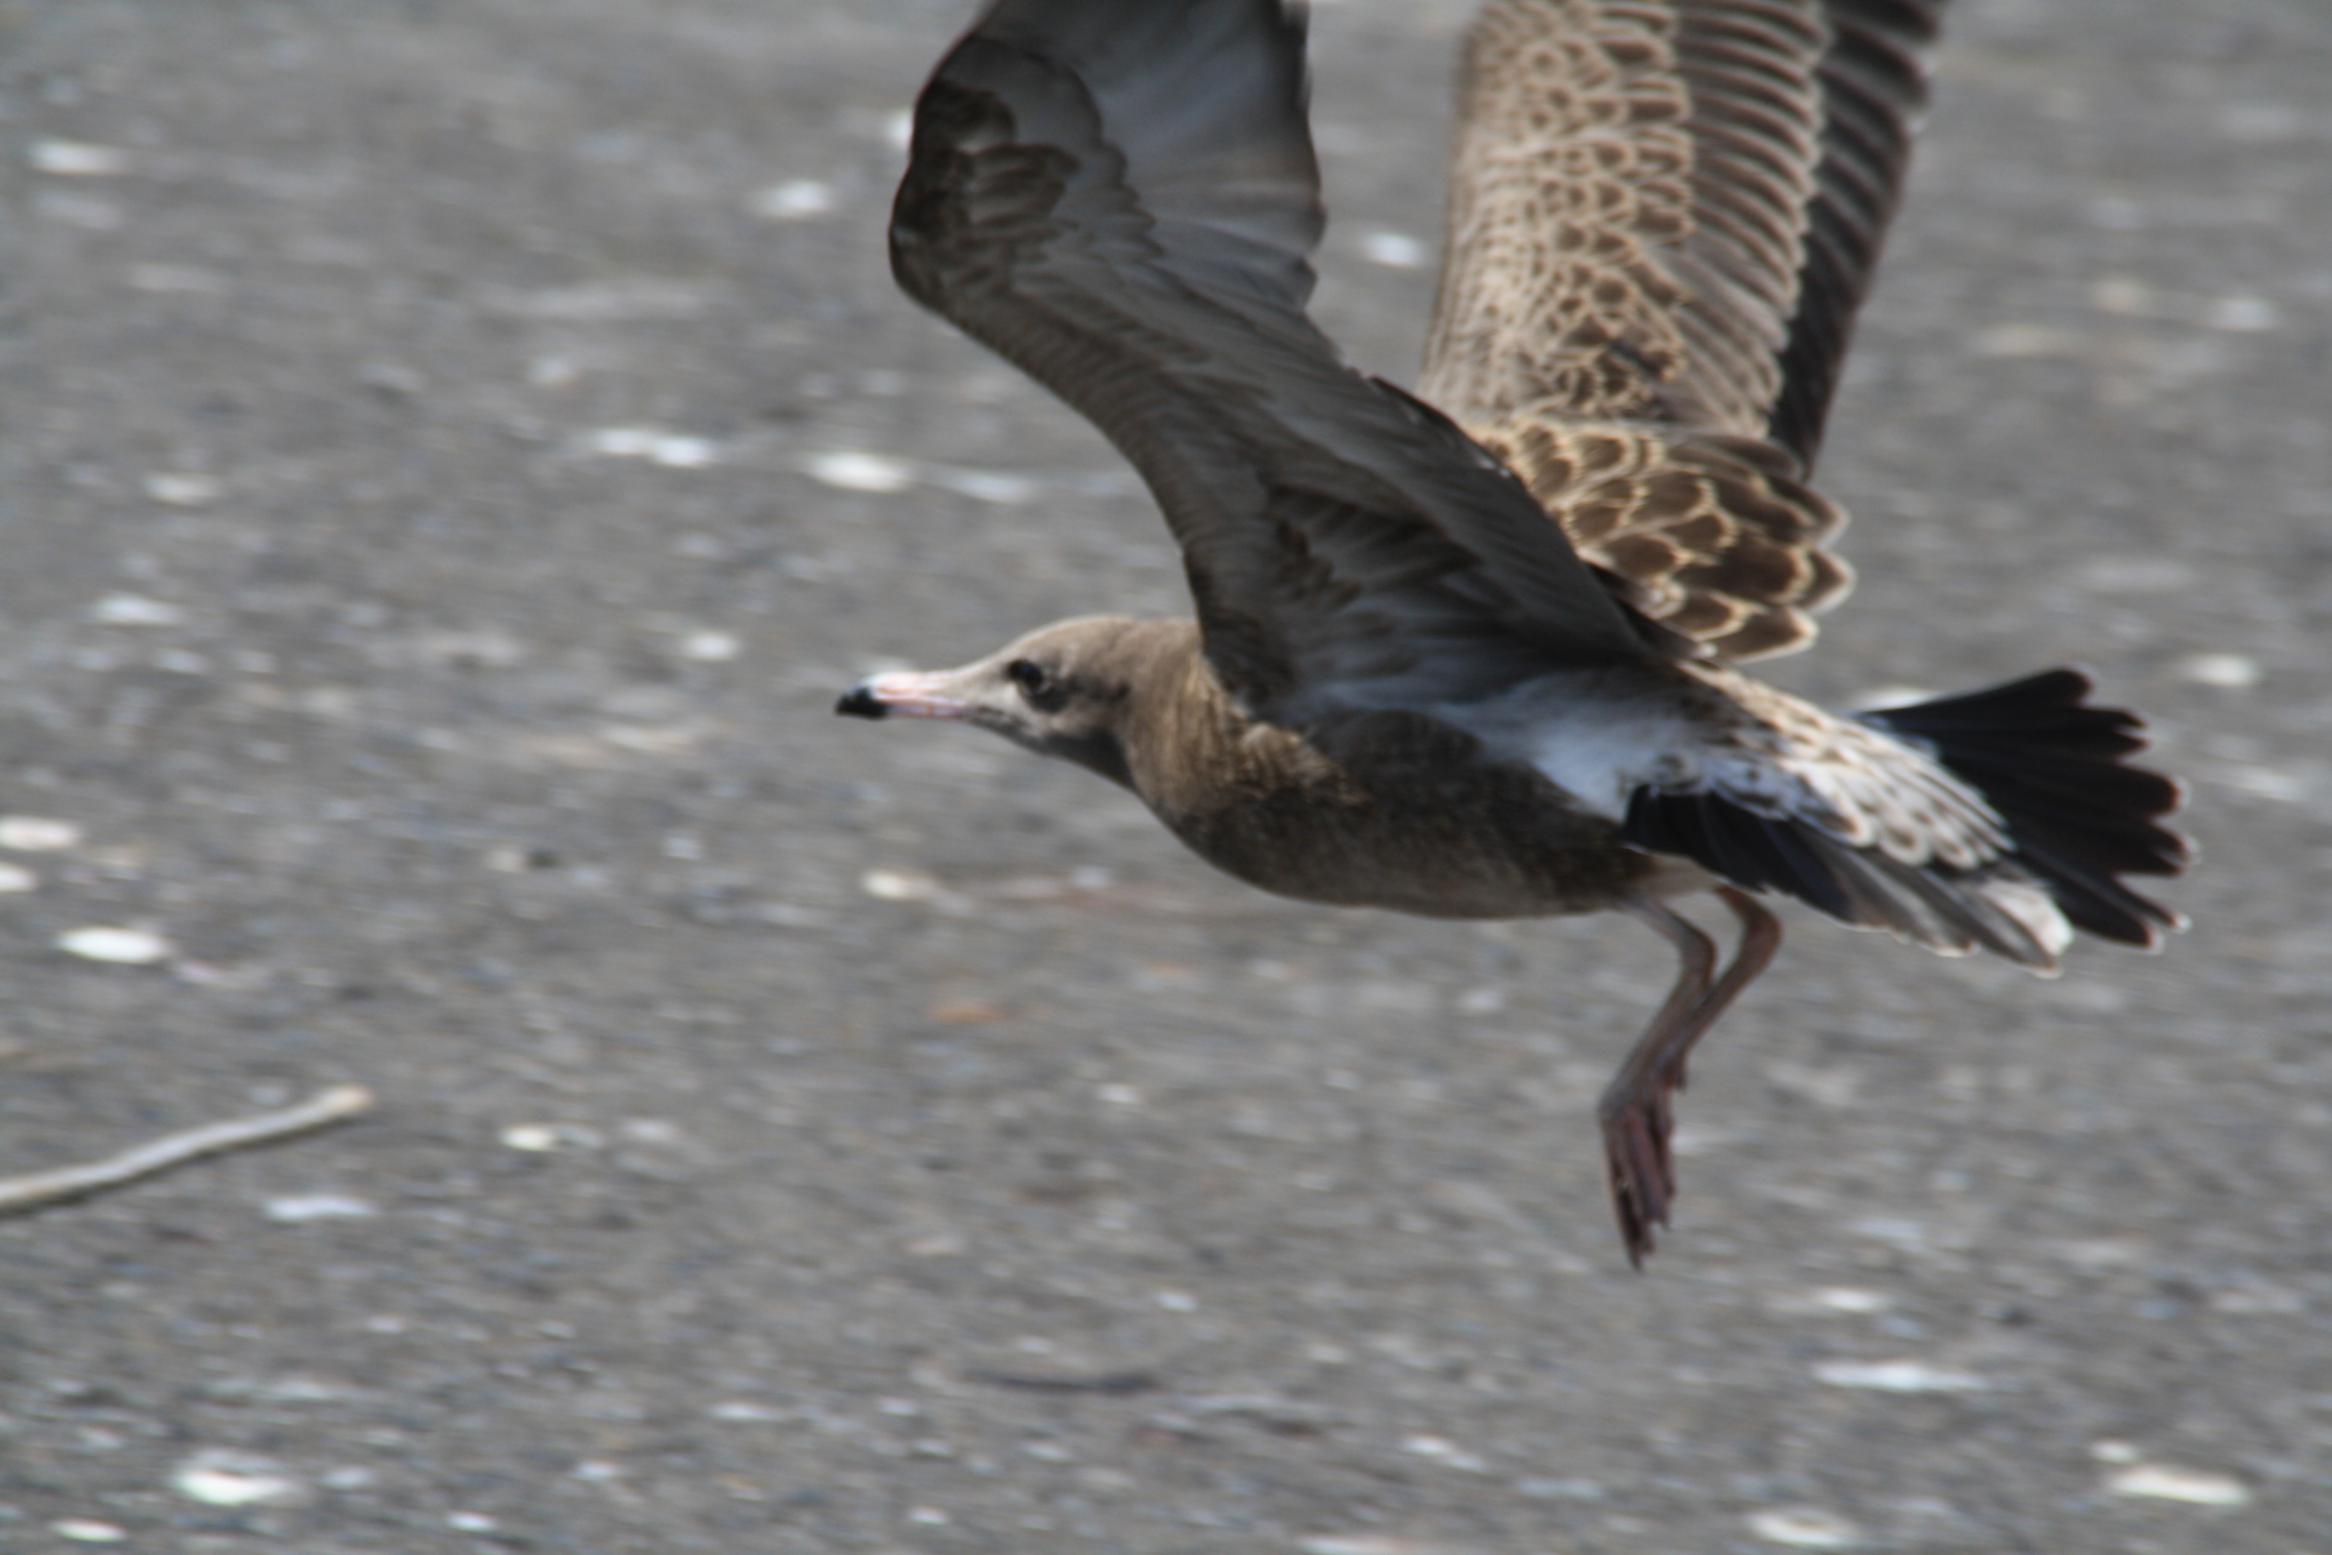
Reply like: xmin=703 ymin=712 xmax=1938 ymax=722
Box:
xmin=838 ymin=0 xmax=2188 ymax=1264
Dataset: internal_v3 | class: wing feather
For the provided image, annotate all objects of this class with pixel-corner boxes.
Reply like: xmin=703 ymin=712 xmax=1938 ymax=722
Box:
xmin=893 ymin=0 xmax=1654 ymax=726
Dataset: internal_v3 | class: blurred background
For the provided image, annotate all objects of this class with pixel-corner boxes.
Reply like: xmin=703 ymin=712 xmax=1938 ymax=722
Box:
xmin=1 ymin=0 xmax=2325 ymax=1550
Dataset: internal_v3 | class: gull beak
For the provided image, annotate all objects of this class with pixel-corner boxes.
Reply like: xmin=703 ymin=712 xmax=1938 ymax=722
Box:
xmin=835 ymin=667 xmax=980 ymax=722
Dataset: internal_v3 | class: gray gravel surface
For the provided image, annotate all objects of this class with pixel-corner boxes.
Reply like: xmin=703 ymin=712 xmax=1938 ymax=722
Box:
xmin=2 ymin=1 xmax=2327 ymax=1551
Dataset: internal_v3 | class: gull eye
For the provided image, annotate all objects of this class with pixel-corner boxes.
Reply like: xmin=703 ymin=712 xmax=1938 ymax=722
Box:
xmin=1006 ymin=658 xmax=1064 ymax=711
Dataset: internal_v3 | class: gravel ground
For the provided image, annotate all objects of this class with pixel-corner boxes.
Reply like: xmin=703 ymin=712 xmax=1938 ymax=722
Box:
xmin=1 ymin=1 xmax=2326 ymax=1551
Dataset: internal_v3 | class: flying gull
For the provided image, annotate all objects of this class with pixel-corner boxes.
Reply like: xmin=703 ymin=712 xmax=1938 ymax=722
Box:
xmin=838 ymin=0 xmax=2188 ymax=1264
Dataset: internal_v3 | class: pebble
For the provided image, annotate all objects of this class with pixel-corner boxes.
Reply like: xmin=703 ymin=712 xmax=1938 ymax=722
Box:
xmin=751 ymin=179 xmax=835 ymax=220
xmin=2104 ymin=1463 xmax=2252 ymax=1507
xmin=172 ymin=1450 xmax=303 ymax=1507
xmin=448 ymin=1510 xmax=500 ymax=1533
xmin=585 ymin=427 xmax=720 ymax=468
xmin=51 ymin=1521 xmax=127 ymax=1543
xmin=90 ymin=592 xmax=186 ymax=626
xmin=861 ymin=867 xmax=939 ymax=902
xmin=143 ymin=472 xmax=222 ymax=507
xmin=806 ymin=449 xmax=916 ymax=494
xmin=906 ymin=1506 xmax=950 ymax=1526
xmin=263 ymin=1193 xmax=377 ymax=1222
xmin=501 ymin=1122 xmax=600 ymax=1152
xmin=1154 ymin=1289 xmax=1197 ymax=1312
xmin=2173 ymin=652 xmax=2260 ymax=689
xmin=678 ymin=630 xmax=741 ymax=662
xmin=1807 ymin=1287 xmax=1894 ymax=1315
xmin=0 ymin=862 xmax=37 ymax=893
xmin=56 ymin=926 xmax=174 ymax=965
xmin=0 ymin=815 xmax=82 ymax=851
xmin=1400 ymin=1434 xmax=1488 ymax=1472
xmin=1358 ymin=229 xmax=1428 ymax=269
xmin=29 ymin=139 xmax=131 ymax=176
xmin=1813 ymin=1359 xmax=1988 ymax=1393
xmin=1746 ymin=1507 xmax=1864 ymax=1548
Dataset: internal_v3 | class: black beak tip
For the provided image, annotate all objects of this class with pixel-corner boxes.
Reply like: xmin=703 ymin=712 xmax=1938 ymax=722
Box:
xmin=835 ymin=685 xmax=887 ymax=720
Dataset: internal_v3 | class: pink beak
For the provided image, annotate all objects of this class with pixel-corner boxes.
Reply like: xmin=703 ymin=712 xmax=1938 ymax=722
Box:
xmin=835 ymin=667 xmax=978 ymax=722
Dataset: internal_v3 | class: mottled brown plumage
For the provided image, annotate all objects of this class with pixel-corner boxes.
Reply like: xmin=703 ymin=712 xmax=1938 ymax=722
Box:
xmin=841 ymin=0 xmax=2188 ymax=1265
xmin=1424 ymin=0 xmax=1940 ymax=659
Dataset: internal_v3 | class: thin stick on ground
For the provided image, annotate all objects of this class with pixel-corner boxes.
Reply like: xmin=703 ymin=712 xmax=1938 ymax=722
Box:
xmin=0 ymin=1084 xmax=376 ymax=1217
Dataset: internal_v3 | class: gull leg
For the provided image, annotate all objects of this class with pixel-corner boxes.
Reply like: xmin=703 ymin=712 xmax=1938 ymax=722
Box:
xmin=1598 ymin=887 xmax=1783 ymax=1266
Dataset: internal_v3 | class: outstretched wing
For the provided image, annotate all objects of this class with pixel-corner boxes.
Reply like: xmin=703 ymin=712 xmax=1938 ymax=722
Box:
xmin=891 ymin=0 xmax=1655 ymax=728
xmin=1420 ymin=0 xmax=1946 ymax=465
xmin=1416 ymin=1 xmax=1944 ymax=662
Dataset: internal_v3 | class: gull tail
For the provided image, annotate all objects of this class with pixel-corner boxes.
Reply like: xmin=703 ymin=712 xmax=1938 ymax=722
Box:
xmin=1857 ymin=668 xmax=2189 ymax=949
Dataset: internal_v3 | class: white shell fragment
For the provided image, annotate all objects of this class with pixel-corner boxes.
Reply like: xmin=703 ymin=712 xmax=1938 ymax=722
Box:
xmin=30 ymin=139 xmax=131 ymax=176
xmin=585 ymin=427 xmax=720 ymax=468
xmin=91 ymin=592 xmax=186 ymax=627
xmin=0 ymin=815 xmax=82 ymax=851
xmin=2105 ymin=1464 xmax=2252 ymax=1507
xmin=806 ymin=449 xmax=915 ymax=494
xmin=751 ymin=179 xmax=836 ymax=220
xmin=2173 ymin=652 xmax=2260 ymax=689
xmin=501 ymin=1122 xmax=601 ymax=1152
xmin=263 ymin=1193 xmax=377 ymax=1222
xmin=172 ymin=1450 xmax=303 ymax=1507
xmin=1812 ymin=1359 xmax=1989 ymax=1393
xmin=1747 ymin=1507 xmax=1864 ymax=1548
xmin=57 ymin=926 xmax=175 ymax=965
xmin=677 ymin=630 xmax=741 ymax=662
xmin=1358 ymin=229 xmax=1428 ymax=269
xmin=50 ymin=1520 xmax=127 ymax=1544
xmin=143 ymin=472 xmax=222 ymax=507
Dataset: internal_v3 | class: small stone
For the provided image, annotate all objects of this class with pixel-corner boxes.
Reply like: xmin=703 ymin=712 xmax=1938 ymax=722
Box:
xmin=1400 ymin=1434 xmax=1488 ymax=1472
xmin=1747 ymin=1507 xmax=1864 ymax=1548
xmin=51 ymin=1520 xmax=127 ymax=1543
xmin=678 ymin=630 xmax=740 ymax=662
xmin=172 ymin=1450 xmax=302 ymax=1507
xmin=861 ymin=868 xmax=938 ymax=902
xmin=2105 ymin=1464 xmax=2251 ymax=1506
xmin=708 ymin=1400 xmax=783 ymax=1422
xmin=501 ymin=1122 xmax=599 ymax=1152
xmin=1813 ymin=1359 xmax=1988 ymax=1393
xmin=751 ymin=179 xmax=835 ymax=220
xmin=906 ymin=1506 xmax=950 ymax=1526
xmin=2173 ymin=652 xmax=2260 ymax=690
xmin=0 ymin=862 xmax=37 ymax=893
xmin=2090 ymin=1440 xmax=2142 ymax=1464
xmin=143 ymin=473 xmax=222 ymax=507
xmin=1154 ymin=1289 xmax=1197 ymax=1312
xmin=806 ymin=449 xmax=915 ymax=493
xmin=1096 ymin=1082 xmax=1143 ymax=1107
xmin=30 ymin=139 xmax=131 ymax=176
xmin=57 ymin=926 xmax=174 ymax=965
xmin=447 ymin=1510 xmax=500 ymax=1533
xmin=91 ymin=593 xmax=185 ymax=627
xmin=1358 ymin=229 xmax=1428 ymax=269
xmin=1809 ymin=1287 xmax=1894 ymax=1314
xmin=264 ymin=1193 xmax=376 ymax=1222
xmin=0 ymin=816 xmax=82 ymax=851
xmin=585 ymin=427 xmax=720 ymax=468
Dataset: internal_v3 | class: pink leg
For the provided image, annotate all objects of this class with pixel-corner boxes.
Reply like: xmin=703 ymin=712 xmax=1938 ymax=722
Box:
xmin=1597 ymin=887 xmax=1783 ymax=1267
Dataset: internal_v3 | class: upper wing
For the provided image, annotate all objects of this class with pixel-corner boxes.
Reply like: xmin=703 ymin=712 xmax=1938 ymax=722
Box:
xmin=890 ymin=0 xmax=1655 ymax=728
xmin=1418 ymin=0 xmax=1946 ymax=469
